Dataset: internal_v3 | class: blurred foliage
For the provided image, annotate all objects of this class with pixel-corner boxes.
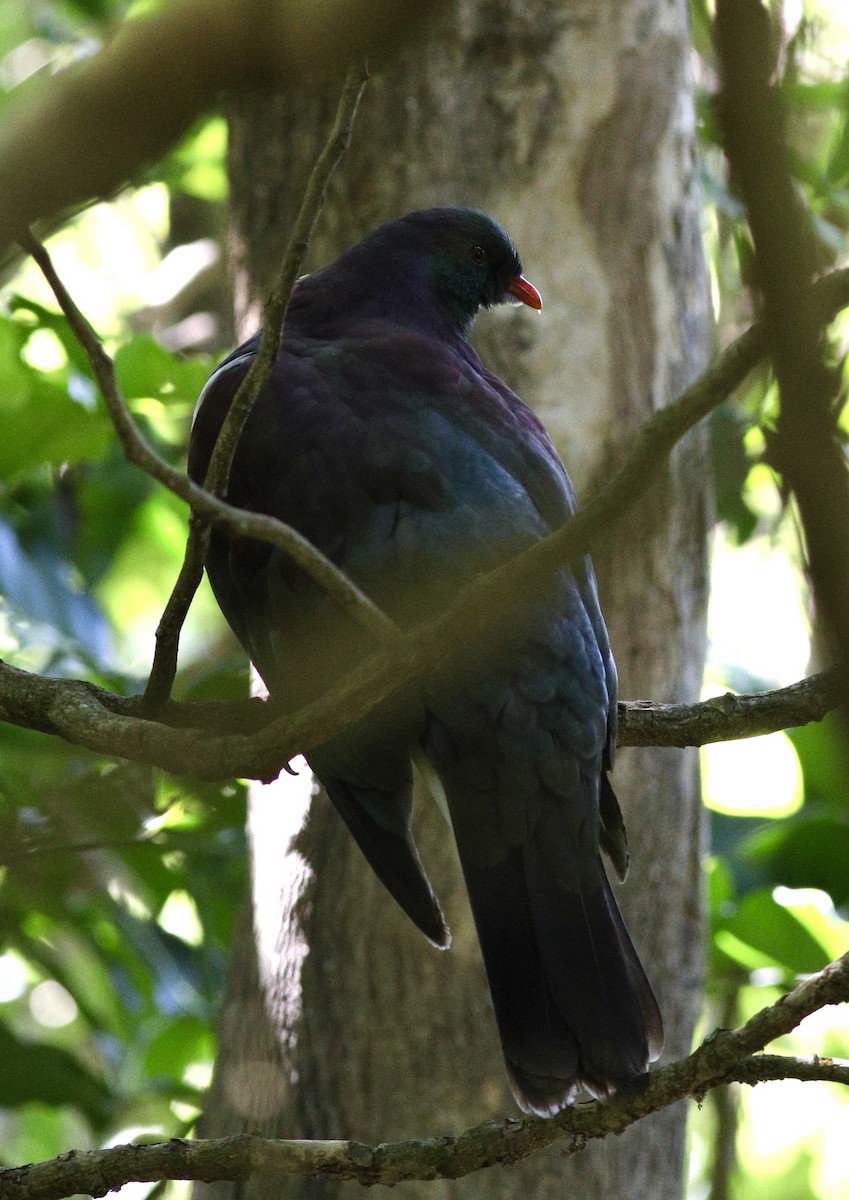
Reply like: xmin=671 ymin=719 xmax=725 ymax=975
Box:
xmin=0 ymin=0 xmax=243 ymax=1170
xmin=691 ymin=2 xmax=849 ymax=1198
xmin=0 ymin=2 xmax=848 ymax=1199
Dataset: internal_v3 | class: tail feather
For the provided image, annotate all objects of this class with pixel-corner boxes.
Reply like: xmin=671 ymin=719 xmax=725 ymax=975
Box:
xmin=601 ymin=870 xmax=664 ymax=1062
xmin=457 ymin=829 xmax=662 ymax=1114
xmin=460 ymin=851 xmax=583 ymax=1112
xmin=313 ymin=768 xmax=451 ymax=950
xmin=525 ymin=849 xmax=660 ymax=1095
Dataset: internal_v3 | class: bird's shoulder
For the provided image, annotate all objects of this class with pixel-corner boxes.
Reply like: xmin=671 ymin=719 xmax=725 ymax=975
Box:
xmin=192 ymin=323 xmax=562 ymax=498
xmin=188 ymin=322 xmax=586 ymax=606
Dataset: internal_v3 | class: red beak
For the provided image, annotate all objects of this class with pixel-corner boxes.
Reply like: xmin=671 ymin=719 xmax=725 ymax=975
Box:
xmin=507 ymin=274 xmax=543 ymax=311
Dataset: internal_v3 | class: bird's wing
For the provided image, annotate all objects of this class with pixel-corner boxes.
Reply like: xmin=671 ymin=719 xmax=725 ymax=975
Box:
xmin=189 ymin=327 xmax=600 ymax=950
xmin=409 ymin=360 xmax=660 ymax=1108
xmin=188 ymin=329 xmax=490 ymax=948
xmin=478 ymin=365 xmax=625 ymax=867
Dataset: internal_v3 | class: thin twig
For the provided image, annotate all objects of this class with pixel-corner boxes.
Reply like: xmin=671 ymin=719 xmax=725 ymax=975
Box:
xmin=143 ymin=60 xmax=373 ymax=709
xmin=203 ymin=62 xmax=369 ymax=499
xmin=144 ymin=514 xmax=211 ymax=710
xmin=1 ymin=955 xmax=847 ymax=1199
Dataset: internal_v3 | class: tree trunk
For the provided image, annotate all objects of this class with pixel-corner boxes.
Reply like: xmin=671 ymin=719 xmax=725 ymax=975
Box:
xmin=195 ymin=2 xmax=711 ymax=1198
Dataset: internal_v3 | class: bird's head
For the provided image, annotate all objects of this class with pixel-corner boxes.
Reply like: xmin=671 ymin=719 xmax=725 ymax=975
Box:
xmin=304 ymin=208 xmax=542 ymax=338
xmin=408 ymin=208 xmax=543 ymax=329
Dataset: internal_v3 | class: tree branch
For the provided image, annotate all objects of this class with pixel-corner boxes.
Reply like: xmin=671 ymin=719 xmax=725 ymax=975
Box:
xmin=618 ymin=667 xmax=841 ymax=747
xmin=716 ymin=0 xmax=849 ymax=712
xmin=726 ymin=1053 xmax=849 ymax=1088
xmin=19 ymin=232 xmax=397 ymax=657
xmin=4 ymin=261 xmax=849 ymax=778
xmin=1 ymin=954 xmax=847 ymax=1199
xmin=0 ymin=659 xmax=839 ymax=780
xmin=142 ymin=60 xmax=375 ymax=709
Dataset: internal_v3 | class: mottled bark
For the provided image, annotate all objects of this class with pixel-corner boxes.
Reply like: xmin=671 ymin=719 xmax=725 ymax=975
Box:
xmin=196 ymin=3 xmax=711 ymax=1199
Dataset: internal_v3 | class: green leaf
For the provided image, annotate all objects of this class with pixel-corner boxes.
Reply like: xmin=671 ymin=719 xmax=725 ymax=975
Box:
xmin=743 ymin=816 xmax=849 ymax=909
xmin=8 ymin=296 xmax=98 ymax=380
xmin=788 ymin=711 xmax=849 ymax=813
xmin=716 ymin=888 xmax=832 ymax=976
xmin=707 ymin=854 xmax=735 ymax=917
xmin=0 ymin=1020 xmax=112 ymax=1127
xmin=114 ymin=335 xmax=182 ymax=399
xmin=72 ymin=452 xmax=155 ymax=588
xmin=0 ymin=516 xmax=115 ymax=668
xmin=114 ymin=334 xmax=211 ymax=408
xmin=0 ymin=323 xmax=112 ymax=480
xmin=144 ymin=1014 xmax=215 ymax=1079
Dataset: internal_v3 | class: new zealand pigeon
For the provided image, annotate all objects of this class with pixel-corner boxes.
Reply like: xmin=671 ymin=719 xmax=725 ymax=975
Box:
xmin=188 ymin=207 xmax=662 ymax=1115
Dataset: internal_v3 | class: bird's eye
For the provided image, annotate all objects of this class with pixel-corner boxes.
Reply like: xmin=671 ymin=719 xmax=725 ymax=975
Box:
xmin=469 ymin=244 xmax=487 ymax=266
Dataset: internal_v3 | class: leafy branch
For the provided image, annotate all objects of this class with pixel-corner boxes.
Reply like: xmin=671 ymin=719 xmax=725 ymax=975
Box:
xmin=2 ymin=952 xmax=847 ymax=1199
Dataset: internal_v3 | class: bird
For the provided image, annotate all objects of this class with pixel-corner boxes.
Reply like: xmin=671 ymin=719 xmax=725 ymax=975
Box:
xmin=188 ymin=207 xmax=663 ymax=1115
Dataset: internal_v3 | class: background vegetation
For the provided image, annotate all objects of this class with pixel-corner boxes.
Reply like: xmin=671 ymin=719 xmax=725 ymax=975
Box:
xmin=0 ymin=1 xmax=848 ymax=1197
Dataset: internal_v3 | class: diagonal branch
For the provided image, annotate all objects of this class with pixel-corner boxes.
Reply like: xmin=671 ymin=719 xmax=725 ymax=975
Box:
xmin=1 ymin=954 xmax=847 ymax=1199
xmin=202 ymin=66 xmax=369 ymax=500
xmin=142 ymin=60 xmax=374 ymax=710
xmin=5 ymin=268 xmax=849 ymax=778
xmin=19 ymin=226 xmax=396 ymax=655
